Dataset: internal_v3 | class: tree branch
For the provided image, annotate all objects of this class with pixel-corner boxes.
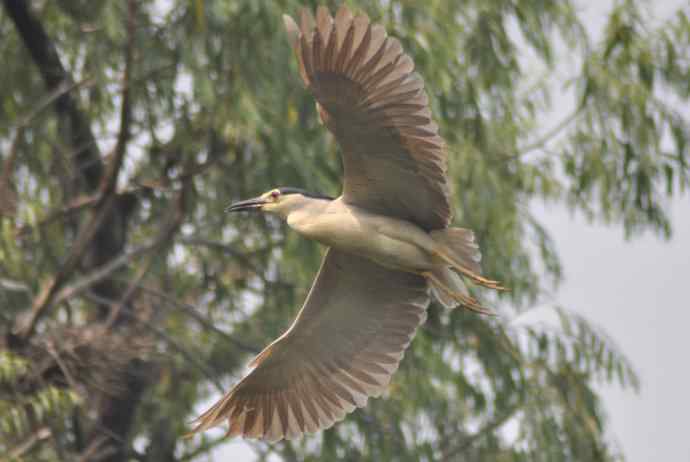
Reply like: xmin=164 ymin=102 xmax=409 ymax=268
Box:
xmin=105 ymin=178 xmax=186 ymax=328
xmin=51 ymin=241 xmax=158 ymax=307
xmin=2 ymin=0 xmax=103 ymax=188
xmin=7 ymin=0 xmax=138 ymax=340
xmin=100 ymin=0 xmax=136 ymax=198
xmin=15 ymin=193 xmax=122 ymax=339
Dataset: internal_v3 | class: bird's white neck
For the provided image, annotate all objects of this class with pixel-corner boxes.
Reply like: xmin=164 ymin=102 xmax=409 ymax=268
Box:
xmin=284 ymin=197 xmax=332 ymax=235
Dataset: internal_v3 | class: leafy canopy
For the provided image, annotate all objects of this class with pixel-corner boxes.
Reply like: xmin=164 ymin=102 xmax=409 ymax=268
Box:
xmin=0 ymin=0 xmax=687 ymax=461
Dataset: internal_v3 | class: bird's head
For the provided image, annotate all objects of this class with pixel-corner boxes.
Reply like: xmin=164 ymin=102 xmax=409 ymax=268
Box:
xmin=226 ymin=187 xmax=332 ymax=218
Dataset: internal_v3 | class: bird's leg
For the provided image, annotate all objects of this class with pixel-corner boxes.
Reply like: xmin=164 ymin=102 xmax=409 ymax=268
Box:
xmin=432 ymin=250 xmax=507 ymax=291
xmin=421 ymin=271 xmax=496 ymax=316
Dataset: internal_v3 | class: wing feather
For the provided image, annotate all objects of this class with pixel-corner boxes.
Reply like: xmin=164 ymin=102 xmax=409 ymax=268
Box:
xmin=286 ymin=6 xmax=451 ymax=230
xmin=300 ymin=8 xmax=314 ymax=36
xmin=334 ymin=6 xmax=352 ymax=60
xmin=299 ymin=34 xmax=314 ymax=84
xmin=189 ymin=249 xmax=430 ymax=441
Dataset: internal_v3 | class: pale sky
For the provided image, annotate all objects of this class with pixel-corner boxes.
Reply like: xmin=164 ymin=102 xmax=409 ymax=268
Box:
xmin=212 ymin=1 xmax=690 ymax=460
xmin=537 ymin=194 xmax=690 ymax=462
xmin=534 ymin=2 xmax=690 ymax=458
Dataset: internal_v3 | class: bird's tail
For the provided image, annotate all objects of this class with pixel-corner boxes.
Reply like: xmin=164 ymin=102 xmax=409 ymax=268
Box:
xmin=431 ymin=228 xmax=481 ymax=272
xmin=424 ymin=228 xmax=503 ymax=314
xmin=429 ymin=228 xmax=505 ymax=292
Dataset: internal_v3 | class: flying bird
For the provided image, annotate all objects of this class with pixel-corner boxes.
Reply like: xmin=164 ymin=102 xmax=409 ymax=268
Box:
xmin=190 ymin=5 xmax=503 ymax=442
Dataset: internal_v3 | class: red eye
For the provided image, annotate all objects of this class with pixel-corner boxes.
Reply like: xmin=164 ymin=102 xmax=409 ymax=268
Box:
xmin=271 ymin=191 xmax=280 ymax=199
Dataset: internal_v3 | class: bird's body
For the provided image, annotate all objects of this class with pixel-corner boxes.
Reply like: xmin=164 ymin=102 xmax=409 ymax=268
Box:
xmin=189 ymin=5 xmax=505 ymax=442
xmin=287 ymin=197 xmax=437 ymax=272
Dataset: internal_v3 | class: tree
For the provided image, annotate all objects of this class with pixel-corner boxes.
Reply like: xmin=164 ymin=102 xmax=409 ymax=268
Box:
xmin=0 ymin=0 xmax=687 ymax=460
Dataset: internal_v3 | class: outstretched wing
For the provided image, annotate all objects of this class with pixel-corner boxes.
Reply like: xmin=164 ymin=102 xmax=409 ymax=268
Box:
xmin=189 ymin=249 xmax=430 ymax=441
xmin=284 ymin=6 xmax=451 ymax=231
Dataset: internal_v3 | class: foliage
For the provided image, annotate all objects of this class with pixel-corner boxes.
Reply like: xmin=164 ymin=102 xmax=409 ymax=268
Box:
xmin=0 ymin=0 xmax=687 ymax=460
xmin=0 ymin=350 xmax=80 ymax=459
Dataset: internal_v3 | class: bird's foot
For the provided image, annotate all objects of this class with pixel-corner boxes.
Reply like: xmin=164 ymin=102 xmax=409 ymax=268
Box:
xmin=433 ymin=250 xmax=507 ymax=291
xmin=451 ymin=265 xmax=506 ymax=291
xmin=422 ymin=271 xmax=496 ymax=316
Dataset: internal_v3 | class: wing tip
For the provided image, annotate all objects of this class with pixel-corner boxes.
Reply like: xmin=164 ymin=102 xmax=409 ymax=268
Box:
xmin=187 ymin=356 xmax=400 ymax=442
xmin=299 ymin=7 xmax=315 ymax=35
xmin=283 ymin=14 xmax=300 ymax=49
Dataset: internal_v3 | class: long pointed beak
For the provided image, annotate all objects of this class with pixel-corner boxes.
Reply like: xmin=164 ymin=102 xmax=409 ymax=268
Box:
xmin=226 ymin=196 xmax=267 ymax=212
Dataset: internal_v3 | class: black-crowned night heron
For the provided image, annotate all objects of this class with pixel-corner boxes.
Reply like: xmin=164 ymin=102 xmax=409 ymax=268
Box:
xmin=190 ymin=5 xmax=503 ymax=441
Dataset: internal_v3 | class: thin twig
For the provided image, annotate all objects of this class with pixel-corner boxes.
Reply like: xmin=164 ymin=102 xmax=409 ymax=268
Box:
xmin=18 ymin=181 xmax=164 ymax=238
xmin=129 ymin=283 xmax=259 ymax=354
xmin=0 ymin=126 xmax=22 ymax=216
xmin=16 ymin=78 xmax=95 ymax=130
xmin=9 ymin=427 xmax=52 ymax=458
xmin=104 ymin=255 xmax=157 ymax=327
xmin=75 ymin=435 xmax=115 ymax=462
xmin=17 ymin=193 xmax=100 ymax=236
xmin=180 ymin=434 xmax=248 ymax=461
xmin=179 ymin=237 xmax=266 ymax=280
xmin=0 ymin=278 xmax=31 ymax=292
xmin=45 ymin=341 xmax=80 ymax=392
xmin=442 ymin=403 xmax=521 ymax=458
xmin=511 ymin=108 xmax=582 ymax=159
